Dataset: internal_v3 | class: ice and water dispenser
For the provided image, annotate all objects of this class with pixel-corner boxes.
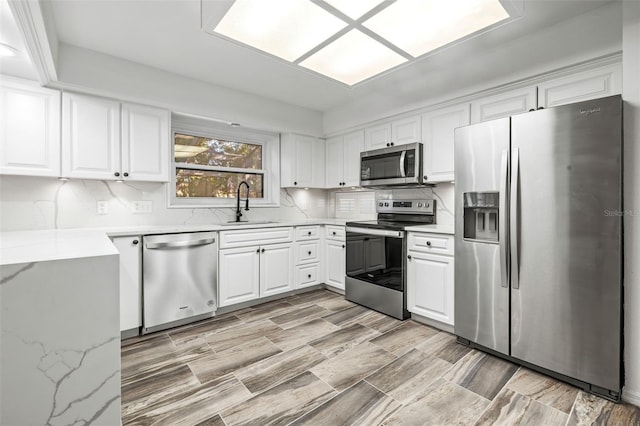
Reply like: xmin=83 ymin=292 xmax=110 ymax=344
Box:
xmin=463 ymin=192 xmax=500 ymax=242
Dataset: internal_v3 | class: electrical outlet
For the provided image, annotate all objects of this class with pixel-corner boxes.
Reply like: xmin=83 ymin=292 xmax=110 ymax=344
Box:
xmin=96 ymin=201 xmax=109 ymax=215
xmin=132 ymin=200 xmax=153 ymax=214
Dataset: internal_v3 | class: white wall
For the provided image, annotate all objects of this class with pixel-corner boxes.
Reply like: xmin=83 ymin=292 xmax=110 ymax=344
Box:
xmin=323 ymin=1 xmax=623 ymax=134
xmin=622 ymin=0 xmax=640 ymax=406
xmin=0 ymin=176 xmax=328 ymax=231
xmin=53 ymin=44 xmax=324 ymax=137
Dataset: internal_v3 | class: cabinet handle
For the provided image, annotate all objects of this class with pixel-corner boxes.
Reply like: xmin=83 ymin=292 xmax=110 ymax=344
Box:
xmin=308 ymin=251 xmax=312 ymax=255
xmin=332 ymin=231 xmax=337 ymax=235
xmin=294 ymin=181 xmax=297 ymax=185
xmin=390 ymin=142 xmax=394 ymax=146
xmin=114 ymin=172 xmax=120 ymax=177
xmin=423 ymin=176 xmax=428 ymax=181
xmin=123 ymin=172 xmax=129 ymax=177
xmin=407 ymin=255 xmax=412 ymax=260
xmin=537 ymin=106 xmax=545 ymax=110
xmin=261 ymin=248 xmax=265 ymax=253
xmin=426 ymin=241 xmax=431 ymax=246
xmin=256 ymin=248 xmax=260 ymax=253
xmin=386 ymin=143 xmax=390 ymax=147
xmin=308 ymin=231 xmax=312 ymax=235
xmin=341 ymin=244 xmax=345 ymax=249
xmin=308 ymin=274 xmax=312 ymax=279
xmin=132 ymin=239 xmax=139 ymax=245
xmin=529 ymin=108 xmax=535 ymax=112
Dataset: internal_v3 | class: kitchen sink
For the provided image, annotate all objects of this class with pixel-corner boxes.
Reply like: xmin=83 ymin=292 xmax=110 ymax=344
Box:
xmin=221 ymin=221 xmax=279 ymax=226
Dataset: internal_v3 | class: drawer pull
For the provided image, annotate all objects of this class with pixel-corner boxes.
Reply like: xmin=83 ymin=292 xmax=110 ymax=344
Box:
xmin=308 ymin=274 xmax=312 ymax=279
xmin=333 ymin=231 xmax=337 ymax=235
xmin=308 ymin=231 xmax=312 ymax=235
xmin=426 ymin=241 xmax=432 ymax=246
xmin=308 ymin=251 xmax=312 ymax=255
xmin=407 ymin=255 xmax=412 ymax=260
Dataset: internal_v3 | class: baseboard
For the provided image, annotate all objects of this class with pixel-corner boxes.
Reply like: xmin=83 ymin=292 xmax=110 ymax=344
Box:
xmin=623 ymin=387 xmax=640 ymax=407
xmin=410 ymin=313 xmax=454 ymax=333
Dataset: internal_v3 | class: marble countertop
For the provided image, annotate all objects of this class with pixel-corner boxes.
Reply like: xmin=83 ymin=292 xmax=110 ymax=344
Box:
xmin=403 ymin=224 xmax=455 ymax=234
xmin=0 ymin=219 xmax=349 ymax=265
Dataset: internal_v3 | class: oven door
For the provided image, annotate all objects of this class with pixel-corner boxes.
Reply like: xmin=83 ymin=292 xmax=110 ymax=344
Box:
xmin=345 ymin=226 xmax=405 ymax=292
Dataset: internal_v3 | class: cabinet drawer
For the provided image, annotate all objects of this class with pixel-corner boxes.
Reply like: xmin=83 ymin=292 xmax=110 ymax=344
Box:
xmin=296 ymin=225 xmax=320 ymax=241
xmin=219 ymin=227 xmax=294 ymax=249
xmin=325 ymin=225 xmax=345 ymax=241
xmin=296 ymin=241 xmax=320 ymax=264
xmin=297 ymin=264 xmax=320 ymax=288
xmin=408 ymin=232 xmax=454 ymax=256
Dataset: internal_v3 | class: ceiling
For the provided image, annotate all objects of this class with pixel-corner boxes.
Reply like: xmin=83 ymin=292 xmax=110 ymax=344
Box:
xmin=0 ymin=0 xmax=38 ymax=80
xmin=26 ymin=1 xmax=620 ymax=112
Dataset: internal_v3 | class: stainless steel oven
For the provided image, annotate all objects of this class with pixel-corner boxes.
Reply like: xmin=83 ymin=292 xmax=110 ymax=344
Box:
xmin=360 ymin=143 xmax=423 ymax=187
xmin=345 ymin=199 xmax=435 ymax=319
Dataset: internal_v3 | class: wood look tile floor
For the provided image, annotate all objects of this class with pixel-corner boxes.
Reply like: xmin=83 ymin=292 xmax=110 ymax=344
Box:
xmin=121 ymin=289 xmax=640 ymax=426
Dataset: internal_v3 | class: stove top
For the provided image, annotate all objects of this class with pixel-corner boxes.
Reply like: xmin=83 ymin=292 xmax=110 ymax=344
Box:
xmin=346 ymin=220 xmax=422 ymax=232
xmin=346 ymin=199 xmax=436 ymax=231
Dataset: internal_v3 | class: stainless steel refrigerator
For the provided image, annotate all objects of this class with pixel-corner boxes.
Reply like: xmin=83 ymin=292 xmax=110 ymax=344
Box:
xmin=454 ymin=95 xmax=623 ymax=401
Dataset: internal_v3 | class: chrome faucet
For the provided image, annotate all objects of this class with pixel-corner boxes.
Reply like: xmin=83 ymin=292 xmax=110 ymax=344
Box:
xmin=235 ymin=181 xmax=250 ymax=222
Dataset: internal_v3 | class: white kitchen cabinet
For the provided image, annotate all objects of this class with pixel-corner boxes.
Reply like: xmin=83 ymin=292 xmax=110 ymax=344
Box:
xmin=0 ymin=78 xmax=61 ymax=177
xmin=364 ymin=115 xmax=421 ymax=151
xmin=280 ymin=134 xmax=325 ymax=188
xmin=325 ymin=225 xmax=346 ymax=290
xmin=218 ymin=227 xmax=295 ymax=307
xmin=407 ymin=251 xmax=454 ymax=325
xmin=121 ymin=103 xmax=170 ymax=182
xmin=422 ymin=103 xmax=470 ymax=183
xmin=471 ymin=87 xmax=537 ymax=123
xmin=537 ymin=63 xmax=622 ymax=108
xmin=325 ymin=130 xmax=364 ymax=188
xmin=294 ymin=225 xmax=323 ymax=289
xmin=218 ymin=245 xmax=261 ymax=307
xmin=112 ymin=236 xmax=142 ymax=332
xmin=261 ymin=243 xmax=295 ymax=297
xmin=62 ymin=92 xmax=170 ymax=181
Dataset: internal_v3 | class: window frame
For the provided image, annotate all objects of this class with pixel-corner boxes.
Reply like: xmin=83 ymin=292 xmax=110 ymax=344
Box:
xmin=169 ymin=116 xmax=280 ymax=208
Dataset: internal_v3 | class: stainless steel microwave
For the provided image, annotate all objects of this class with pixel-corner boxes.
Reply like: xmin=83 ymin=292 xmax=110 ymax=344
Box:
xmin=360 ymin=142 xmax=424 ymax=187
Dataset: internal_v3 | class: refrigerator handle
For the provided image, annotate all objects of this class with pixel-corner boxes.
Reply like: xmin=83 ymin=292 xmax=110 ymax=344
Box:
xmin=499 ymin=149 xmax=509 ymax=288
xmin=511 ymin=148 xmax=520 ymax=289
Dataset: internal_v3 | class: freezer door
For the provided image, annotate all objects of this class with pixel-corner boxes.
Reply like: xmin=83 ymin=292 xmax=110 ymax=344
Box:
xmin=454 ymin=118 xmax=510 ymax=355
xmin=510 ymin=96 xmax=622 ymax=392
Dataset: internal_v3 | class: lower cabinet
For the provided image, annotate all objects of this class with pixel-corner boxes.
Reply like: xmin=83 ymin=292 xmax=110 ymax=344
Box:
xmin=111 ymin=236 xmax=142 ymax=332
xmin=407 ymin=232 xmax=455 ymax=326
xmin=325 ymin=239 xmax=346 ymax=290
xmin=218 ymin=242 xmax=294 ymax=307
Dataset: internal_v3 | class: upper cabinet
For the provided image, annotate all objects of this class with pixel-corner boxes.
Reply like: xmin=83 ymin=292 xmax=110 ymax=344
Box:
xmin=422 ymin=103 xmax=470 ymax=183
xmin=364 ymin=115 xmax=421 ymax=151
xmin=0 ymin=78 xmax=61 ymax=177
xmin=62 ymin=92 xmax=170 ymax=182
xmin=325 ymin=130 xmax=364 ymax=188
xmin=537 ymin=63 xmax=621 ymax=108
xmin=280 ymin=134 xmax=325 ymax=188
xmin=471 ymin=87 xmax=537 ymax=123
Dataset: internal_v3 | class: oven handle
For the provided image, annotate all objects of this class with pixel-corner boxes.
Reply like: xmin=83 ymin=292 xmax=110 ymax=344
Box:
xmin=346 ymin=226 xmax=404 ymax=238
xmin=399 ymin=151 xmax=406 ymax=177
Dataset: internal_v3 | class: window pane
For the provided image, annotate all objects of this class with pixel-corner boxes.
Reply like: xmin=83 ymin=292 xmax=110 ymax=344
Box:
xmin=174 ymin=133 xmax=263 ymax=169
xmin=176 ymin=168 xmax=264 ymax=198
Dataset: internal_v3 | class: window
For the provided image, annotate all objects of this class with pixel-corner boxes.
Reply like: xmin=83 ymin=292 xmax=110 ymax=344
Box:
xmin=170 ymin=115 xmax=280 ymax=207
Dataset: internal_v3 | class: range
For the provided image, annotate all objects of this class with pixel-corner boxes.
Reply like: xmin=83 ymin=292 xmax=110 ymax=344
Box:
xmin=345 ymin=199 xmax=435 ymax=320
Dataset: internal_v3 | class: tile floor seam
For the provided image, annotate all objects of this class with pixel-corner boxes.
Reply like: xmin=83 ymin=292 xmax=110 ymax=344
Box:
xmin=363 ymin=378 xmax=402 ymax=404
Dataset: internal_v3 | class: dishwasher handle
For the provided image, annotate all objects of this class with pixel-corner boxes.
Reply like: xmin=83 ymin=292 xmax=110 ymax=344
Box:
xmin=145 ymin=237 xmax=216 ymax=250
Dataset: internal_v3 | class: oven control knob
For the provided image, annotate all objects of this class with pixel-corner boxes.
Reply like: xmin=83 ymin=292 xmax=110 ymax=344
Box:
xmin=378 ymin=202 xmax=384 ymax=207
xmin=417 ymin=202 xmax=423 ymax=207
xmin=384 ymin=202 xmax=389 ymax=207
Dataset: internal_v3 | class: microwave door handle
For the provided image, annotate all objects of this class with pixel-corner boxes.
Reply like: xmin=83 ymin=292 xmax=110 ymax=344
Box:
xmin=399 ymin=151 xmax=406 ymax=177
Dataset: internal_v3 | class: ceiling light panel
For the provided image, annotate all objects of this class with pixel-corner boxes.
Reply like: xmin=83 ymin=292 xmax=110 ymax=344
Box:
xmin=213 ymin=0 xmax=348 ymax=62
xmin=300 ymin=29 xmax=407 ymax=85
xmin=322 ymin=0 xmax=385 ymax=20
xmin=363 ymin=0 xmax=510 ymax=58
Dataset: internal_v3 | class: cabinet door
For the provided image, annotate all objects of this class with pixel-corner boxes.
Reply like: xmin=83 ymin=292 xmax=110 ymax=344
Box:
xmin=342 ymin=130 xmax=364 ymax=187
xmin=537 ymin=63 xmax=622 ymax=108
xmin=121 ymin=103 xmax=170 ymax=182
xmin=297 ymin=263 xmax=320 ymax=288
xmin=392 ymin=115 xmax=421 ymax=145
xmin=260 ymin=243 xmax=294 ymax=297
xmin=407 ymin=251 xmax=454 ymax=325
xmin=422 ymin=103 xmax=470 ymax=183
xmin=112 ymin=236 xmax=142 ymax=332
xmin=62 ymin=93 xmax=121 ymax=180
xmin=365 ymin=123 xmax=391 ymax=150
xmin=325 ymin=136 xmax=344 ymax=188
xmin=325 ymin=240 xmax=346 ymax=290
xmin=471 ymin=87 xmax=537 ymax=123
xmin=0 ymin=79 xmax=61 ymax=177
xmin=218 ymin=246 xmax=260 ymax=307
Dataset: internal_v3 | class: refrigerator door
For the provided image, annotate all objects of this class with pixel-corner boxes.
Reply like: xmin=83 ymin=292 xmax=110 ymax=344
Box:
xmin=454 ymin=117 xmax=510 ymax=355
xmin=510 ymin=96 xmax=622 ymax=392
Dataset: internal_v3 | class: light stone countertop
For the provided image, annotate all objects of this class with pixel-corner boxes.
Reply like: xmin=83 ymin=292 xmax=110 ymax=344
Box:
xmin=0 ymin=219 xmax=349 ymax=265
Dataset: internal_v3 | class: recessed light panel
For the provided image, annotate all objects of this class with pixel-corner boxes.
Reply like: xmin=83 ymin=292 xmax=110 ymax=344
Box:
xmin=363 ymin=0 xmax=510 ymax=57
xmin=299 ymin=29 xmax=407 ymax=85
xmin=214 ymin=0 xmax=347 ymax=62
xmin=322 ymin=0 xmax=385 ymax=20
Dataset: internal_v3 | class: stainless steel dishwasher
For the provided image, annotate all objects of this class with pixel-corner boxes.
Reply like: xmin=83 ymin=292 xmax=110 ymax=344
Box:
xmin=142 ymin=232 xmax=217 ymax=333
